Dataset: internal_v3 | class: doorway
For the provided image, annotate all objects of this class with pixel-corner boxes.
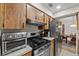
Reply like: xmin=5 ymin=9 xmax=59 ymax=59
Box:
xmin=58 ymin=15 xmax=77 ymax=56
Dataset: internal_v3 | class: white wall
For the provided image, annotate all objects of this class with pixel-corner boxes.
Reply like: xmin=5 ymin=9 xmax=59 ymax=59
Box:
xmin=60 ymin=16 xmax=77 ymax=35
xmin=30 ymin=3 xmax=53 ymax=17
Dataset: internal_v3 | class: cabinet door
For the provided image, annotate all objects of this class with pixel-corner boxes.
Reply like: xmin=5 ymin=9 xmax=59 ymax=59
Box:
xmin=4 ymin=3 xmax=26 ymax=29
xmin=36 ymin=10 xmax=44 ymax=22
xmin=4 ymin=4 xmax=17 ymax=29
xmin=15 ymin=4 xmax=26 ymax=29
xmin=27 ymin=4 xmax=36 ymax=21
xmin=0 ymin=4 xmax=4 ymax=29
xmin=50 ymin=40 xmax=54 ymax=56
xmin=44 ymin=15 xmax=49 ymax=29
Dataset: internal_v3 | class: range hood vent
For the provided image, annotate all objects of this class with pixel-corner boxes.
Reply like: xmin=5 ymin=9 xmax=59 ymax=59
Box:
xmin=26 ymin=18 xmax=46 ymax=26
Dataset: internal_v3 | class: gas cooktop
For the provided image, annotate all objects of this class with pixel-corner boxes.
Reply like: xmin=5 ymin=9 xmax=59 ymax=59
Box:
xmin=27 ymin=37 xmax=50 ymax=50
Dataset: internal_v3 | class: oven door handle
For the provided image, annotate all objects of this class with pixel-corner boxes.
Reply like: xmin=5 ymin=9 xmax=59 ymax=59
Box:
xmin=4 ymin=38 xmax=27 ymax=42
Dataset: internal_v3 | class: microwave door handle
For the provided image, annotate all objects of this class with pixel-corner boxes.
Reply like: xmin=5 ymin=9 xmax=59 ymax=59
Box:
xmin=14 ymin=38 xmax=26 ymax=41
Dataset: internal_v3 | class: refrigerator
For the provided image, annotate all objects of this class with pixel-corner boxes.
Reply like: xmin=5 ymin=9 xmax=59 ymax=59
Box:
xmin=49 ymin=19 xmax=62 ymax=56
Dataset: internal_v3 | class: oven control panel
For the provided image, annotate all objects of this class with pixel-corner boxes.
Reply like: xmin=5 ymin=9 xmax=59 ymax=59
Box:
xmin=2 ymin=32 xmax=27 ymax=40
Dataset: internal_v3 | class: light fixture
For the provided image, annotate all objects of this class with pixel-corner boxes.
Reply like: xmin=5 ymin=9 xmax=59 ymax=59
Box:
xmin=58 ymin=25 xmax=62 ymax=28
xmin=70 ymin=16 xmax=76 ymax=28
xmin=56 ymin=5 xmax=61 ymax=9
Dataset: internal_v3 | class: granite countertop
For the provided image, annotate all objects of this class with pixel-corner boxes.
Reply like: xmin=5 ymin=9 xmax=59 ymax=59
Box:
xmin=43 ymin=37 xmax=54 ymax=40
xmin=5 ymin=45 xmax=32 ymax=56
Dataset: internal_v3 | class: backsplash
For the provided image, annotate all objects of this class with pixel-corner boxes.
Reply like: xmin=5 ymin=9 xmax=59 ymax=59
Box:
xmin=26 ymin=24 xmax=38 ymax=31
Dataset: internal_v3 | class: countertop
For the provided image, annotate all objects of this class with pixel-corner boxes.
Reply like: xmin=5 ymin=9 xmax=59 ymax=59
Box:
xmin=43 ymin=37 xmax=54 ymax=40
xmin=5 ymin=45 xmax=32 ymax=56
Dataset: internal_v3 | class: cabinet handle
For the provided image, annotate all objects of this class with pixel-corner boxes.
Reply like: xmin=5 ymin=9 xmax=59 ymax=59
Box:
xmin=3 ymin=23 xmax=4 ymax=27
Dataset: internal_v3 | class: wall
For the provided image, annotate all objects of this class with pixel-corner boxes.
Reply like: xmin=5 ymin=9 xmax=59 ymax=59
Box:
xmin=30 ymin=3 xmax=53 ymax=17
xmin=59 ymin=16 xmax=77 ymax=35
xmin=26 ymin=24 xmax=38 ymax=31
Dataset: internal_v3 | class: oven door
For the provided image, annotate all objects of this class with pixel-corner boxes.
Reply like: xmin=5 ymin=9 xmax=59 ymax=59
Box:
xmin=39 ymin=48 xmax=50 ymax=56
xmin=2 ymin=38 xmax=27 ymax=55
xmin=35 ymin=47 xmax=50 ymax=56
xmin=34 ymin=47 xmax=50 ymax=56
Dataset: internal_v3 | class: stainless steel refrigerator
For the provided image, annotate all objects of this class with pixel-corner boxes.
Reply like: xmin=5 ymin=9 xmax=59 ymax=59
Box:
xmin=49 ymin=19 xmax=62 ymax=56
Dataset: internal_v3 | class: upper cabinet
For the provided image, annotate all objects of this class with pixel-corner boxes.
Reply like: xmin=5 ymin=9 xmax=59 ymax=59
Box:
xmin=44 ymin=14 xmax=50 ymax=29
xmin=0 ymin=4 xmax=4 ymax=29
xmin=27 ymin=4 xmax=44 ymax=23
xmin=4 ymin=3 xmax=26 ymax=29
xmin=0 ymin=3 xmax=53 ymax=29
xmin=27 ymin=4 xmax=36 ymax=21
xmin=36 ymin=9 xmax=44 ymax=22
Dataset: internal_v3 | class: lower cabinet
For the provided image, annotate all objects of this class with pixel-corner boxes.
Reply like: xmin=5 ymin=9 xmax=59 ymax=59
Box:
xmin=23 ymin=51 xmax=32 ymax=56
xmin=50 ymin=39 xmax=54 ymax=56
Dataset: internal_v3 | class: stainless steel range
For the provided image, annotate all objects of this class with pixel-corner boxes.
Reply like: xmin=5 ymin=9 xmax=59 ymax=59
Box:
xmin=27 ymin=32 xmax=50 ymax=56
xmin=0 ymin=29 xmax=27 ymax=56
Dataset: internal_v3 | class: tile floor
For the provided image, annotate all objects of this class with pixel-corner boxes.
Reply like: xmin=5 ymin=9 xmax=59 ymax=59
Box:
xmin=60 ymin=40 xmax=77 ymax=56
xmin=60 ymin=49 xmax=76 ymax=56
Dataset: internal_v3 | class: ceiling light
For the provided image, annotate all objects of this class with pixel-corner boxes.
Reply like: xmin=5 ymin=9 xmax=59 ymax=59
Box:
xmin=48 ymin=3 xmax=53 ymax=7
xmin=56 ymin=5 xmax=61 ymax=9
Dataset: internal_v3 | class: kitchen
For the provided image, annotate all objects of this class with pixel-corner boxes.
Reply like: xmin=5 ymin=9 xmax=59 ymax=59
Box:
xmin=0 ymin=3 xmax=79 ymax=56
xmin=0 ymin=3 xmax=55 ymax=56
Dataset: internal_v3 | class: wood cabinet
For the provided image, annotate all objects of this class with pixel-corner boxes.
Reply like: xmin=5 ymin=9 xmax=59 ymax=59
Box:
xmin=4 ymin=3 xmax=26 ymax=29
xmin=23 ymin=51 xmax=32 ymax=56
xmin=0 ymin=4 xmax=4 ymax=29
xmin=0 ymin=3 xmax=53 ymax=29
xmin=4 ymin=4 xmax=17 ymax=29
xmin=50 ymin=39 xmax=54 ymax=56
xmin=27 ymin=4 xmax=36 ymax=21
xmin=36 ymin=9 xmax=44 ymax=22
xmin=44 ymin=14 xmax=49 ymax=29
xmin=27 ymin=4 xmax=44 ymax=23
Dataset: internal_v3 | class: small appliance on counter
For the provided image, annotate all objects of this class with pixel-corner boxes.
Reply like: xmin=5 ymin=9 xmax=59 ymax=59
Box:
xmin=39 ymin=29 xmax=50 ymax=37
xmin=0 ymin=29 xmax=27 ymax=56
xmin=27 ymin=31 xmax=50 ymax=56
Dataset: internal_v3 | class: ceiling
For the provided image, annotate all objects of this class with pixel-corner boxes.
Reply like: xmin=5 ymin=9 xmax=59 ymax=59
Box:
xmin=41 ymin=3 xmax=79 ymax=14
